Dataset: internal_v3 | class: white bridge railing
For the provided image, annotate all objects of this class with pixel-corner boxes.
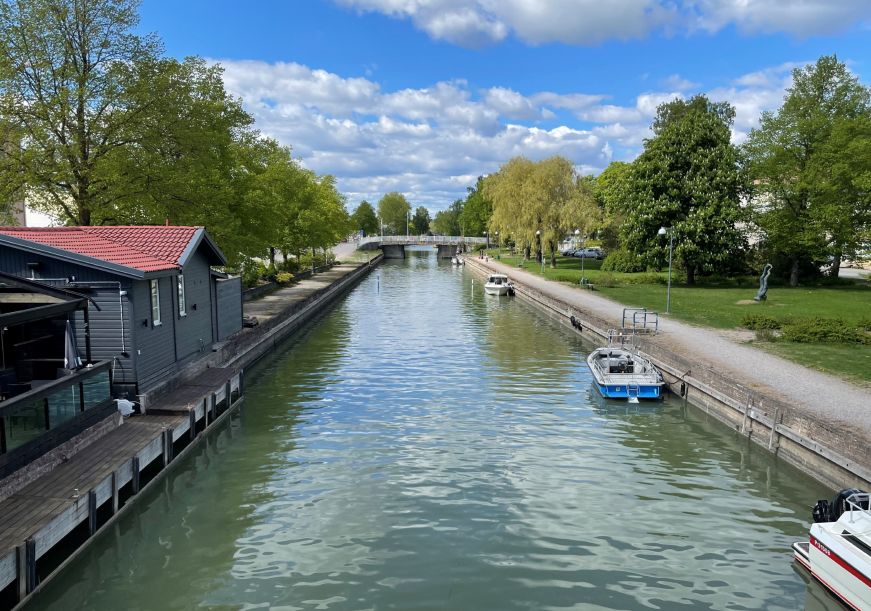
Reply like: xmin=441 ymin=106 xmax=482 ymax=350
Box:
xmin=358 ymin=235 xmax=489 ymax=246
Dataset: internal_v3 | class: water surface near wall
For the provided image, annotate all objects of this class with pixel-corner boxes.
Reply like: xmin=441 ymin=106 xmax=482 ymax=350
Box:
xmin=28 ymin=250 xmax=840 ymax=610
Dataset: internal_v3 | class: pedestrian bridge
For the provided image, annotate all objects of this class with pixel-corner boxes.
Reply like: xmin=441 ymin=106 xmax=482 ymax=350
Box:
xmin=358 ymin=235 xmax=489 ymax=259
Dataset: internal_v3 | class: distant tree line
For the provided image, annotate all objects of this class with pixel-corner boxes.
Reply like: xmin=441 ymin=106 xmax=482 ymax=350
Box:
xmin=0 ymin=0 xmax=350 ymax=268
xmin=451 ymin=54 xmax=870 ymax=286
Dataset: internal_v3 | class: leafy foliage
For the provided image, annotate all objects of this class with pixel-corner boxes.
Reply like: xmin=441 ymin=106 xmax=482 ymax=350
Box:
xmin=621 ymin=95 xmax=747 ymax=284
xmin=485 ymin=156 xmax=598 ymax=266
xmin=411 ymin=206 xmax=430 ymax=234
xmin=351 ymin=201 xmax=379 ymax=235
xmin=744 ymin=55 xmax=871 ymax=285
xmin=601 ymin=248 xmax=645 ymax=273
xmin=377 ymin=192 xmax=411 ymax=235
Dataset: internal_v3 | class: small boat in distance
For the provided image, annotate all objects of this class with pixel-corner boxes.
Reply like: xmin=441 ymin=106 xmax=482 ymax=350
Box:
xmin=451 ymin=255 xmax=464 ymax=266
xmin=586 ymin=335 xmax=664 ymax=402
xmin=484 ymin=273 xmax=513 ymax=296
xmin=793 ymin=488 xmax=871 ymax=610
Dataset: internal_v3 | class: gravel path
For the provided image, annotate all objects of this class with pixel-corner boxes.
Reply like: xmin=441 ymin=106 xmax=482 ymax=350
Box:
xmin=475 ymin=256 xmax=871 ymax=438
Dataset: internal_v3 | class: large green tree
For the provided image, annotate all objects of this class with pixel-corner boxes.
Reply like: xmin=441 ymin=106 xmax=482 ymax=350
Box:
xmin=377 ymin=192 xmax=411 ymax=235
xmin=411 ymin=205 xmax=430 ymax=235
xmin=0 ymin=0 xmax=164 ymax=224
xmin=622 ymin=95 xmax=746 ymax=284
xmin=744 ymin=55 xmax=871 ymax=283
xmin=351 ymin=200 xmax=379 ymax=235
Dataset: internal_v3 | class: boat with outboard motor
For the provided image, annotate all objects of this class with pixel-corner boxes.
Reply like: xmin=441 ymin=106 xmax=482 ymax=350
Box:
xmin=586 ymin=331 xmax=664 ymax=402
xmin=451 ymin=255 xmax=464 ymax=266
xmin=793 ymin=488 xmax=871 ymax=610
xmin=484 ymin=273 xmax=513 ymax=296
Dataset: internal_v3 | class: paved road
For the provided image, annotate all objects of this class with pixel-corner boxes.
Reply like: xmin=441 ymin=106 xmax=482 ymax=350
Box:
xmin=473 ymin=256 xmax=871 ymax=438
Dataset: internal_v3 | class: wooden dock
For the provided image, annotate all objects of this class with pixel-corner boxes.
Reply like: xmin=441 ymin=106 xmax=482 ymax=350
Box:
xmin=0 ymin=368 xmax=242 ymax=605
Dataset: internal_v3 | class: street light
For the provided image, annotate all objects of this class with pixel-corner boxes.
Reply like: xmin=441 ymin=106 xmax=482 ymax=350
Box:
xmin=536 ymin=230 xmax=544 ymax=274
xmin=483 ymin=231 xmax=489 ymax=250
xmin=494 ymin=231 xmax=499 ymax=248
xmin=574 ymin=228 xmax=585 ymax=283
xmin=658 ymin=226 xmax=674 ymax=314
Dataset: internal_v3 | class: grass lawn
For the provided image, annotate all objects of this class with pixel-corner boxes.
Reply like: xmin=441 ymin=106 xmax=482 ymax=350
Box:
xmin=757 ymin=342 xmax=871 ymax=387
xmin=486 ymin=249 xmax=871 ymax=384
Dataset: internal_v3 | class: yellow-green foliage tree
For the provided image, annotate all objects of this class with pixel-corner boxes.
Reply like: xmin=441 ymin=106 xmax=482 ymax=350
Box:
xmin=484 ymin=156 xmax=598 ymax=266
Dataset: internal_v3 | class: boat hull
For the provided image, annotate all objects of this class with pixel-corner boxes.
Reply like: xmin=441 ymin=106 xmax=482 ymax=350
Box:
xmin=594 ymin=382 xmax=662 ymax=400
xmin=804 ymin=532 xmax=871 ymax=611
xmin=484 ymin=285 xmax=510 ymax=296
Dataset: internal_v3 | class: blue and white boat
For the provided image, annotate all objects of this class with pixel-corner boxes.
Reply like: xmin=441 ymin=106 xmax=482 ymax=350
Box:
xmin=586 ymin=345 xmax=664 ymax=402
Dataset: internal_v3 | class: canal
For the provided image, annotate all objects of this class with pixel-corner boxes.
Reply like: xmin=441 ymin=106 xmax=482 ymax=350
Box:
xmin=28 ymin=250 xmax=840 ymax=610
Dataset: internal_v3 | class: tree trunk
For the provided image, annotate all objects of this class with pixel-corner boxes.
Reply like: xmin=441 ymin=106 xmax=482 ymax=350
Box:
xmin=828 ymin=253 xmax=841 ymax=278
xmin=789 ymin=258 xmax=800 ymax=287
xmin=523 ymin=245 xmax=530 ymax=261
xmin=269 ymin=247 xmax=276 ymax=268
xmin=686 ymin=265 xmax=695 ymax=285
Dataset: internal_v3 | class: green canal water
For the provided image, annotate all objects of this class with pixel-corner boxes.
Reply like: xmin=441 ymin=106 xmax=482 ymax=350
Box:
xmin=28 ymin=251 xmax=841 ymax=610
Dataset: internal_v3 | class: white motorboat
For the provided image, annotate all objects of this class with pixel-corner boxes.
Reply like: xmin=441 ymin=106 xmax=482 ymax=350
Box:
xmin=793 ymin=489 xmax=871 ymax=610
xmin=484 ymin=273 xmax=512 ymax=296
xmin=451 ymin=255 xmax=464 ymax=266
xmin=586 ymin=342 xmax=664 ymax=402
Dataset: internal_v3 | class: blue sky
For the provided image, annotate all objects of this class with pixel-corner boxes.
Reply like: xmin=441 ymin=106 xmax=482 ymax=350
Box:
xmin=136 ymin=0 xmax=871 ymax=212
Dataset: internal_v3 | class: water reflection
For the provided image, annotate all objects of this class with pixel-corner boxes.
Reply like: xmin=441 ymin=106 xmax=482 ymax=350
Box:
xmin=29 ymin=251 xmax=833 ymax=610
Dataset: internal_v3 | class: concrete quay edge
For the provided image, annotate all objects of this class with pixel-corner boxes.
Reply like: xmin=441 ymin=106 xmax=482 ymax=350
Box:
xmin=464 ymin=255 xmax=870 ymax=491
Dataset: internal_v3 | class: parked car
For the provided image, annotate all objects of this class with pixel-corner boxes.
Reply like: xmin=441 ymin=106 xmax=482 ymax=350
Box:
xmin=573 ymin=247 xmax=604 ymax=259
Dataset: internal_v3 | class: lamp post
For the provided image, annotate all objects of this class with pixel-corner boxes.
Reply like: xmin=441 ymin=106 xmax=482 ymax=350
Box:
xmin=483 ymin=231 xmax=489 ymax=250
xmin=536 ymin=230 xmax=544 ymax=274
xmin=658 ymin=226 xmax=674 ymax=313
xmin=574 ymin=228 xmax=585 ymax=282
xmin=494 ymin=231 xmax=499 ymax=248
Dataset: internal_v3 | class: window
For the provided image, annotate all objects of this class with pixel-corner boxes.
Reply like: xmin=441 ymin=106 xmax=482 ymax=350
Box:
xmin=150 ymin=279 xmax=161 ymax=326
xmin=177 ymin=273 xmax=186 ymax=317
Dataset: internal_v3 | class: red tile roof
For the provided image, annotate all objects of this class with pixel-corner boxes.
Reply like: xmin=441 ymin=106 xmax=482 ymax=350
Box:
xmin=0 ymin=226 xmax=201 ymax=272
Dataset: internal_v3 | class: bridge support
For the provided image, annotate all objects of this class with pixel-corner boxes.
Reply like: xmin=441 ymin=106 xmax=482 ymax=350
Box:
xmin=436 ymin=244 xmax=457 ymax=259
xmin=381 ymin=244 xmax=405 ymax=259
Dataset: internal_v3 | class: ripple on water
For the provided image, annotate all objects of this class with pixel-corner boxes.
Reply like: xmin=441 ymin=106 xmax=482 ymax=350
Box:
xmin=28 ymin=254 xmax=834 ymax=611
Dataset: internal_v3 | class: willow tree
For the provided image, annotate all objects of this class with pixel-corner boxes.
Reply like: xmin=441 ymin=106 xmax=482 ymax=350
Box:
xmin=485 ymin=156 xmax=597 ymax=266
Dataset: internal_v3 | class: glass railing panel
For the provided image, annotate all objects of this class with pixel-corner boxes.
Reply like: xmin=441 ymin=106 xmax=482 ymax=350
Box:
xmin=82 ymin=371 xmax=111 ymax=410
xmin=4 ymin=399 xmax=46 ymax=451
xmin=47 ymin=385 xmax=80 ymax=429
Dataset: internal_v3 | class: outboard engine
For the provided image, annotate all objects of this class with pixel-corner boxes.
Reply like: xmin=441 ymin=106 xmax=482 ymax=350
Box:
xmin=813 ymin=488 xmax=868 ymax=523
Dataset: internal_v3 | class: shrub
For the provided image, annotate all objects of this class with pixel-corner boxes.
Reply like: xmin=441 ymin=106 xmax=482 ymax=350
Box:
xmin=240 ymin=260 xmax=268 ymax=288
xmin=741 ymin=313 xmax=786 ymax=330
xmin=276 ymin=272 xmax=294 ymax=284
xmin=601 ymin=249 xmax=645 ymax=273
xmin=780 ymin=318 xmax=870 ymax=344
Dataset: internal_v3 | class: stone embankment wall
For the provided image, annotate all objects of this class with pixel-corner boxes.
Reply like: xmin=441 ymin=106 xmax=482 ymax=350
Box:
xmin=465 ymin=257 xmax=870 ymax=491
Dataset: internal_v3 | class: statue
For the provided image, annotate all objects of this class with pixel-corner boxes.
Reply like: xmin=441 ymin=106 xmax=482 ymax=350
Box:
xmin=754 ymin=263 xmax=772 ymax=301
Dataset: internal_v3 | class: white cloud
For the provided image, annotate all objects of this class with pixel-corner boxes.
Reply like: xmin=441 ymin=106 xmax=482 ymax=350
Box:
xmin=687 ymin=0 xmax=871 ymax=37
xmin=217 ymin=58 xmax=800 ymax=211
xmin=334 ymin=0 xmax=870 ymax=46
xmin=661 ymin=74 xmax=700 ymax=91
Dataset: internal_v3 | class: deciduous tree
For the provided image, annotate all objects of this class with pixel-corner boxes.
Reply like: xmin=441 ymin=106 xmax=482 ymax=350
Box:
xmin=351 ymin=201 xmax=379 ymax=236
xmin=622 ymin=95 xmax=746 ymax=284
xmin=377 ymin=192 xmax=411 ymax=235
xmin=745 ymin=55 xmax=871 ymax=283
xmin=411 ymin=206 xmax=430 ymax=235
